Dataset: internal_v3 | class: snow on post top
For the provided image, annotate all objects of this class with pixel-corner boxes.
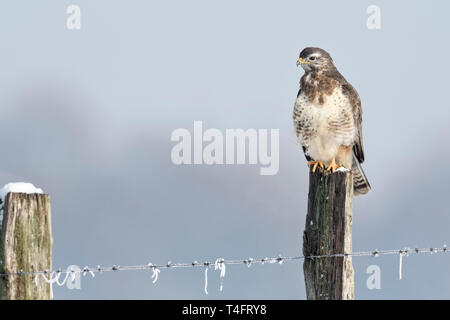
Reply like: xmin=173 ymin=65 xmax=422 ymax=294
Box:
xmin=0 ymin=182 xmax=44 ymax=204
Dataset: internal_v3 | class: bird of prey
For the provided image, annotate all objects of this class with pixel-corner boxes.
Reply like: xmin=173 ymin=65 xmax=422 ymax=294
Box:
xmin=293 ymin=47 xmax=371 ymax=195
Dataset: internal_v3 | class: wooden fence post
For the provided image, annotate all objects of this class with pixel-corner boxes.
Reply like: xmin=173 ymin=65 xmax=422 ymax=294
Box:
xmin=0 ymin=192 xmax=52 ymax=300
xmin=302 ymin=168 xmax=354 ymax=300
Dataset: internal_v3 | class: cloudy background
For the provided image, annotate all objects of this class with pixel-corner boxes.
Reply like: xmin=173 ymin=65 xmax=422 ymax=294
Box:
xmin=1 ymin=0 xmax=450 ymax=299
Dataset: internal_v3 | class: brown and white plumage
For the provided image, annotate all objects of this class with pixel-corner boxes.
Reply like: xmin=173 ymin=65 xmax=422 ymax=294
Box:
xmin=293 ymin=47 xmax=370 ymax=195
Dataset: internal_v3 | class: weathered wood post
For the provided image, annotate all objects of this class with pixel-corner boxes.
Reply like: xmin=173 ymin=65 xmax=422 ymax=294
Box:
xmin=0 ymin=192 xmax=52 ymax=300
xmin=302 ymin=168 xmax=354 ymax=300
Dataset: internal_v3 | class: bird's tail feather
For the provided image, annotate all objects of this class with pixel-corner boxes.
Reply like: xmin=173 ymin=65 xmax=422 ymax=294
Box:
xmin=352 ymin=154 xmax=371 ymax=196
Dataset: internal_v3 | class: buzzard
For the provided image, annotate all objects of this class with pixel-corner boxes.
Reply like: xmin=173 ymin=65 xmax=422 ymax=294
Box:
xmin=293 ymin=47 xmax=371 ymax=195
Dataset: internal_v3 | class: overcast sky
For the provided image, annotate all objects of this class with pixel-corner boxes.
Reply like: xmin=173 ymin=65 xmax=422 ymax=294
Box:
xmin=1 ymin=0 xmax=450 ymax=299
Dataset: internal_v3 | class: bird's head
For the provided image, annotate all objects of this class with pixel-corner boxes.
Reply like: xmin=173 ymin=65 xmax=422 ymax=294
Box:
xmin=297 ymin=47 xmax=335 ymax=73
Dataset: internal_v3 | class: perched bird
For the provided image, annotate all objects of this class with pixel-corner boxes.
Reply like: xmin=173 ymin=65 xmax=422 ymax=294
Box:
xmin=293 ymin=47 xmax=371 ymax=195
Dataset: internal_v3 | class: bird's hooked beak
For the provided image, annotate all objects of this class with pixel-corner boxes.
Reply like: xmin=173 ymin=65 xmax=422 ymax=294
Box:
xmin=296 ymin=57 xmax=310 ymax=66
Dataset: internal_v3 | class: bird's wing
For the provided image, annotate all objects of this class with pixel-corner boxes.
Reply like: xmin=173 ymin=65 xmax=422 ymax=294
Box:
xmin=294 ymin=88 xmax=313 ymax=162
xmin=342 ymin=82 xmax=365 ymax=163
xmin=302 ymin=146 xmax=312 ymax=162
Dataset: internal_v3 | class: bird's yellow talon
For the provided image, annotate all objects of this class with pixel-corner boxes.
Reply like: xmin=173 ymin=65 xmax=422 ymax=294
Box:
xmin=308 ymin=160 xmax=324 ymax=172
xmin=326 ymin=157 xmax=343 ymax=173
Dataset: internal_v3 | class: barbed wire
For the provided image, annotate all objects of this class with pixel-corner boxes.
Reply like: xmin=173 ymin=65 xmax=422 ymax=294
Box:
xmin=1 ymin=245 xmax=447 ymax=277
xmin=0 ymin=245 xmax=448 ymax=294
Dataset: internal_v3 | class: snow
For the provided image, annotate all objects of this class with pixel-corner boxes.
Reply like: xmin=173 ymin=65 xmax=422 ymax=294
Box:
xmin=148 ymin=263 xmax=160 ymax=284
xmin=335 ymin=167 xmax=350 ymax=172
xmin=204 ymin=267 xmax=209 ymax=295
xmin=0 ymin=182 xmax=44 ymax=203
xmin=214 ymin=258 xmax=226 ymax=292
xmin=0 ymin=182 xmax=44 ymax=223
xmin=399 ymin=252 xmax=404 ymax=280
xmin=83 ymin=266 xmax=95 ymax=278
xmin=399 ymin=248 xmax=410 ymax=280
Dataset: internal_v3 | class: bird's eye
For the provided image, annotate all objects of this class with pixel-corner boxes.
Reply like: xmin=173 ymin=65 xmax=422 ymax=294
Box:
xmin=309 ymin=56 xmax=316 ymax=61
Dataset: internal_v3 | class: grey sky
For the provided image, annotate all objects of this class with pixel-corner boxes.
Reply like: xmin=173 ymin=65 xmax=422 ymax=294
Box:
xmin=1 ymin=0 xmax=450 ymax=299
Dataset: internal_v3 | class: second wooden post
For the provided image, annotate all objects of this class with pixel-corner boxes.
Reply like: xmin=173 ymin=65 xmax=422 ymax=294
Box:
xmin=302 ymin=169 xmax=354 ymax=300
